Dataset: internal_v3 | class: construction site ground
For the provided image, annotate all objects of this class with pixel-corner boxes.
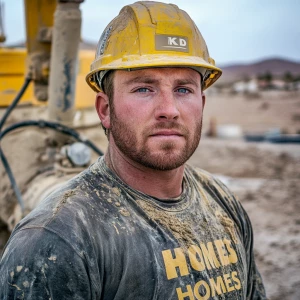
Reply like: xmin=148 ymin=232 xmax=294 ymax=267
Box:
xmin=1 ymin=90 xmax=300 ymax=299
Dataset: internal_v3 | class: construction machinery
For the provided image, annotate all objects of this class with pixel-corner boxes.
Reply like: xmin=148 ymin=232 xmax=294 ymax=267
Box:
xmin=0 ymin=0 xmax=223 ymax=248
xmin=0 ymin=0 xmax=105 ymax=245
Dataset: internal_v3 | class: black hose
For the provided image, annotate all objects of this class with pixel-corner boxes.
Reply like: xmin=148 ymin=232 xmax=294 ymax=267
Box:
xmin=0 ymin=120 xmax=104 ymax=156
xmin=0 ymin=78 xmax=32 ymax=214
xmin=0 ymin=148 xmax=25 ymax=212
xmin=0 ymin=77 xmax=32 ymax=131
xmin=0 ymin=119 xmax=103 ymax=213
xmin=0 ymin=78 xmax=104 ymax=215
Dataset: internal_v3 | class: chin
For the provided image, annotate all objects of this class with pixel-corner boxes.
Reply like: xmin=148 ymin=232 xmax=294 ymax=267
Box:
xmin=138 ymin=151 xmax=190 ymax=171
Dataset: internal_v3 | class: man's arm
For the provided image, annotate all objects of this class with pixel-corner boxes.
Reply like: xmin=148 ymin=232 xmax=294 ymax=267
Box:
xmin=0 ymin=227 xmax=93 ymax=299
xmin=239 ymin=205 xmax=267 ymax=300
xmin=213 ymin=177 xmax=267 ymax=299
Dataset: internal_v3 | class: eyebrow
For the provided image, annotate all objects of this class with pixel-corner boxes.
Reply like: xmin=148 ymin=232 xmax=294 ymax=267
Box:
xmin=123 ymin=76 xmax=200 ymax=87
xmin=174 ymin=78 xmax=199 ymax=87
xmin=123 ymin=76 xmax=159 ymax=86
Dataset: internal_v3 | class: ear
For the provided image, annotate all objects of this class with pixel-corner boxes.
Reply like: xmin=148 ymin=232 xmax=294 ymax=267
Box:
xmin=95 ymin=92 xmax=111 ymax=130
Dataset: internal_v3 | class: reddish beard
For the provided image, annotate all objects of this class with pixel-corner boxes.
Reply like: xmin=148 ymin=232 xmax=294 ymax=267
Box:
xmin=110 ymin=111 xmax=203 ymax=171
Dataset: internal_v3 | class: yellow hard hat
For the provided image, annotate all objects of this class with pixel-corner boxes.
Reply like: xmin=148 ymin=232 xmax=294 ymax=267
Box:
xmin=86 ymin=1 xmax=222 ymax=92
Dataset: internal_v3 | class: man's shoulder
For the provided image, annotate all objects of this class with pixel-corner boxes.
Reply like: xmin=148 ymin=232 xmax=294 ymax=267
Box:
xmin=185 ymin=164 xmax=244 ymax=215
xmin=2 ymin=165 xmax=124 ymax=263
xmin=12 ymin=164 xmax=119 ymax=241
xmin=185 ymin=164 xmax=222 ymax=188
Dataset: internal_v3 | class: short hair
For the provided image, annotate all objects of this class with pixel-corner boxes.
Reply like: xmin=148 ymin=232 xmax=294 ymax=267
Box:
xmin=100 ymin=70 xmax=115 ymax=136
xmin=102 ymin=70 xmax=115 ymax=104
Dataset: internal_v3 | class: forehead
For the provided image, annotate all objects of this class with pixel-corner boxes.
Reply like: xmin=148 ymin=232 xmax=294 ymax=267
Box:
xmin=114 ymin=67 xmax=201 ymax=86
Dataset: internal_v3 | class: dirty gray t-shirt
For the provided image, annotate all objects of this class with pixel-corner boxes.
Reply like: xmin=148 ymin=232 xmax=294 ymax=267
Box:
xmin=0 ymin=157 xmax=266 ymax=299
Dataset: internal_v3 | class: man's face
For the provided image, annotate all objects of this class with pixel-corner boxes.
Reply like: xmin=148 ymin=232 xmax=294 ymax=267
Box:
xmin=105 ymin=67 xmax=205 ymax=171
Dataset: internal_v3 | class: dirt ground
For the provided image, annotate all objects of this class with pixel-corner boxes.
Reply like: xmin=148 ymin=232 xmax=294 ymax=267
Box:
xmin=189 ymin=138 xmax=300 ymax=300
xmin=196 ymin=90 xmax=300 ymax=299
xmin=1 ymin=90 xmax=300 ymax=299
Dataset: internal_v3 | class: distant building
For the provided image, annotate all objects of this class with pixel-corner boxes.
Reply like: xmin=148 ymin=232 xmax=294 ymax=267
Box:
xmin=232 ymin=78 xmax=258 ymax=94
xmin=271 ymin=79 xmax=285 ymax=90
xmin=232 ymin=77 xmax=299 ymax=93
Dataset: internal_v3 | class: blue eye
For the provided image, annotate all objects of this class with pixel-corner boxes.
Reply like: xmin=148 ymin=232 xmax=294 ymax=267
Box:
xmin=135 ymin=88 xmax=150 ymax=93
xmin=176 ymin=88 xmax=190 ymax=94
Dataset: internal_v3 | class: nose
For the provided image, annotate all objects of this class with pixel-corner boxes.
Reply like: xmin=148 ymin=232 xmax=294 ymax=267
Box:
xmin=154 ymin=91 xmax=180 ymax=121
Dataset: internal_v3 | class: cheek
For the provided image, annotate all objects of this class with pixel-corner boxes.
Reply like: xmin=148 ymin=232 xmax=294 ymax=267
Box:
xmin=115 ymin=100 xmax=152 ymax=124
xmin=181 ymin=100 xmax=204 ymax=118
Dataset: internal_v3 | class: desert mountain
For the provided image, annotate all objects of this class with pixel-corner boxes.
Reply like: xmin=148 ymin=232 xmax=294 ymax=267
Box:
xmin=218 ymin=58 xmax=300 ymax=85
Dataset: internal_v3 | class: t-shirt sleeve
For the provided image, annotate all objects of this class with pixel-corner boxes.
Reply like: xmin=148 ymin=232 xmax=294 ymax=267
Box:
xmin=0 ymin=227 xmax=93 ymax=299
xmin=238 ymin=204 xmax=267 ymax=300
xmin=214 ymin=178 xmax=267 ymax=300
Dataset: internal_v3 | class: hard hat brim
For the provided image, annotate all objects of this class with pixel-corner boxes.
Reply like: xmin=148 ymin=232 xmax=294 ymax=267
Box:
xmin=86 ymin=54 xmax=222 ymax=92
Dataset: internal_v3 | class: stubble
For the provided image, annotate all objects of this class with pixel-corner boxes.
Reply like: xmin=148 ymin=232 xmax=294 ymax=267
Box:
xmin=110 ymin=110 xmax=203 ymax=171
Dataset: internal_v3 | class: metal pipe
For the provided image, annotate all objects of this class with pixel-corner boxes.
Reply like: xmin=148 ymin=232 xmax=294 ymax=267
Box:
xmin=48 ymin=2 xmax=82 ymax=130
xmin=0 ymin=1 xmax=6 ymax=43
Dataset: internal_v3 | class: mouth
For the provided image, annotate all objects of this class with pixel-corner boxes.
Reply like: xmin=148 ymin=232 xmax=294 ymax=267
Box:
xmin=148 ymin=130 xmax=185 ymax=143
xmin=150 ymin=130 xmax=183 ymax=137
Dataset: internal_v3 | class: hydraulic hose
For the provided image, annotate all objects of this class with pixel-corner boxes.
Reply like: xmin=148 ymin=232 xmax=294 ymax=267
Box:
xmin=0 ymin=148 xmax=25 ymax=213
xmin=0 ymin=120 xmax=103 ymax=215
xmin=0 ymin=77 xmax=32 ymax=131
xmin=0 ymin=77 xmax=103 ymax=215
xmin=0 ymin=120 xmax=104 ymax=156
xmin=0 ymin=78 xmax=32 ymax=214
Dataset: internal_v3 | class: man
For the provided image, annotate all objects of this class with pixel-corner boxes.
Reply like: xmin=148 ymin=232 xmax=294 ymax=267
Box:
xmin=0 ymin=1 xmax=266 ymax=299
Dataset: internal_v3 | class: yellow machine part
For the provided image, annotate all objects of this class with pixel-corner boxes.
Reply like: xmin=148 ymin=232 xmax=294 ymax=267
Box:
xmin=0 ymin=48 xmax=33 ymax=105
xmin=24 ymin=0 xmax=56 ymax=54
xmin=0 ymin=47 xmax=96 ymax=108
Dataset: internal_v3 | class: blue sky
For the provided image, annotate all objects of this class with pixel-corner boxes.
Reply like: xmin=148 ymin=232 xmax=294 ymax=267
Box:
xmin=1 ymin=0 xmax=300 ymax=65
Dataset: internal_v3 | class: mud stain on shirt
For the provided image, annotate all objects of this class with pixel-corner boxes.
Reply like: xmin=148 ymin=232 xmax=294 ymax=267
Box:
xmin=48 ymin=255 xmax=57 ymax=262
xmin=52 ymin=190 xmax=77 ymax=216
xmin=215 ymin=210 xmax=238 ymax=244
xmin=136 ymin=200 xmax=196 ymax=248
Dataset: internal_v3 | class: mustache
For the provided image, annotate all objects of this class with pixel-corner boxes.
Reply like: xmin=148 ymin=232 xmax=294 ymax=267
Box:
xmin=145 ymin=122 xmax=189 ymax=136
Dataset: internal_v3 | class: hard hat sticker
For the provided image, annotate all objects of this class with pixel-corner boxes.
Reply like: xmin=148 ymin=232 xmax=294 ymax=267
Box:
xmin=97 ymin=26 xmax=112 ymax=56
xmin=155 ymin=35 xmax=189 ymax=53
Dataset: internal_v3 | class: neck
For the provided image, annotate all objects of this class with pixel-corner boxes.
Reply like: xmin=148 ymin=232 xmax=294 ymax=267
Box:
xmin=105 ymin=143 xmax=185 ymax=200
